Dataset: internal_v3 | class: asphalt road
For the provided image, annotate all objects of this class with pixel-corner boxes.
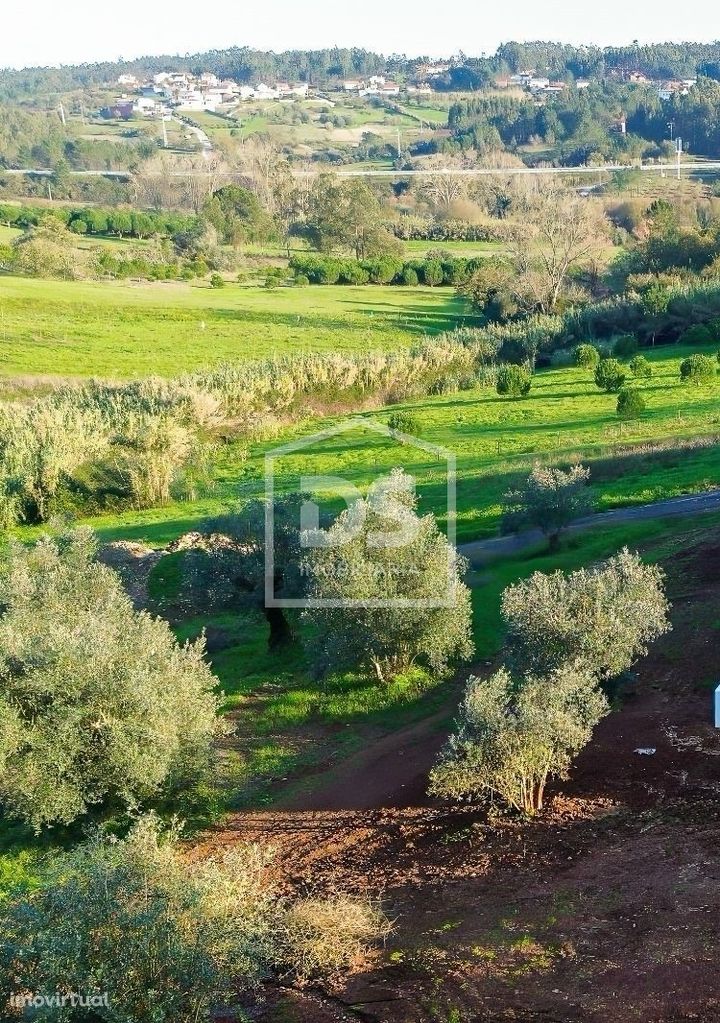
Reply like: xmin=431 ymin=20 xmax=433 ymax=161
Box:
xmin=460 ymin=488 xmax=720 ymax=566
xmin=4 ymin=160 xmax=720 ymax=180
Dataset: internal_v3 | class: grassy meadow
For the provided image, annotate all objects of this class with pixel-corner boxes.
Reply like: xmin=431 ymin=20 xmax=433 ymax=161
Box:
xmin=23 ymin=341 xmax=716 ymax=551
xmin=0 ymin=276 xmax=476 ymax=378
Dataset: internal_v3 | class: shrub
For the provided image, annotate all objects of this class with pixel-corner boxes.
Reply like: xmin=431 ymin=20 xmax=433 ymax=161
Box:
xmin=401 ymin=265 xmax=419 ymax=286
xmin=315 ymin=259 xmax=342 ymax=284
xmin=387 ymin=411 xmax=421 ymax=436
xmin=501 ymin=548 xmax=671 ymax=680
xmin=209 ymin=272 xmax=224 ymax=288
xmin=0 ymin=530 xmax=222 ymax=830
xmin=0 ymin=815 xmax=390 ymax=1021
xmin=363 ymin=256 xmax=403 ymax=285
xmin=340 ymin=261 xmax=370 ymax=285
xmin=496 ymin=364 xmax=532 ymax=397
xmin=629 ymin=354 xmax=653 ymax=378
xmin=616 ymin=386 xmax=647 ymax=418
xmin=594 ymin=357 xmax=626 ymax=392
xmin=573 ymin=343 xmax=601 ymax=369
xmin=429 ymin=664 xmax=608 ymax=813
xmin=294 ymin=273 xmax=310 ymax=287
xmin=680 ymin=353 xmax=716 ymax=385
xmin=680 ymin=323 xmax=715 ymax=346
xmin=422 ymin=259 xmax=444 ymax=287
xmin=613 ymin=334 xmax=639 ymax=358
xmin=281 ymin=895 xmax=391 ymax=982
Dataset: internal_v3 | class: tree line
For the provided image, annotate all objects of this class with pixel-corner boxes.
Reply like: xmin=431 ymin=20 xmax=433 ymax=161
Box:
xmin=7 ymin=41 xmax=720 ymax=101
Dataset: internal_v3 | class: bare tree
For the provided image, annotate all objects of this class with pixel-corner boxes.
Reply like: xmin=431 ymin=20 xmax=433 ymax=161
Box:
xmin=232 ymin=137 xmax=292 ymax=218
xmin=131 ymin=155 xmax=185 ymax=210
xmin=511 ymin=186 xmax=606 ymax=313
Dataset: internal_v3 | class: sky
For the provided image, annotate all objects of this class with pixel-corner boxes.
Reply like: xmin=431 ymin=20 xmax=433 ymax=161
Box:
xmin=1 ymin=0 xmax=719 ymax=69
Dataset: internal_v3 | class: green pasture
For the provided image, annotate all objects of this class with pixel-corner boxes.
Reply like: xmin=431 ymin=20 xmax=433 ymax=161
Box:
xmin=0 ymin=276 xmax=473 ymax=378
xmin=402 ymin=239 xmax=507 ymax=257
xmin=41 ymin=342 xmax=720 ymax=551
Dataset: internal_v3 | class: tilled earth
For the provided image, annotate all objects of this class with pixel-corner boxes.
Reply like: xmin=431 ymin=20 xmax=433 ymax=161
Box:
xmin=211 ymin=535 xmax=720 ymax=1022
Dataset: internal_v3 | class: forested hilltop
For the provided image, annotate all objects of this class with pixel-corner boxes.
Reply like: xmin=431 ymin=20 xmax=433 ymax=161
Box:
xmin=5 ymin=40 xmax=720 ymax=97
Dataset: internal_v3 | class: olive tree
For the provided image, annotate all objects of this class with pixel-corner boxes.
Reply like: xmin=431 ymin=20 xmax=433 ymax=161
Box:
xmin=502 ymin=462 xmax=592 ymax=551
xmin=181 ymin=493 xmax=318 ymax=649
xmin=0 ymin=815 xmax=390 ymax=1023
xmin=594 ymin=357 xmax=627 ymax=393
xmin=496 ymin=363 xmax=532 ymax=397
xmin=0 ymin=530 xmax=222 ymax=831
xmin=429 ymin=664 xmax=608 ymax=813
xmin=680 ymin=353 xmax=716 ymax=385
xmin=302 ymin=469 xmax=474 ymax=683
xmin=501 ymin=548 xmax=671 ymax=680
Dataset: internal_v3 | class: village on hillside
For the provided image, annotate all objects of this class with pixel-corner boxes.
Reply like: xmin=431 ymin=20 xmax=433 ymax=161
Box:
xmin=107 ymin=61 xmax=698 ymax=122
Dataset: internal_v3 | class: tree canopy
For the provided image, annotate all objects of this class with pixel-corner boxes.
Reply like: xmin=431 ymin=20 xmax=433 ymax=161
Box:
xmin=0 ymin=529 xmax=221 ymax=830
xmin=302 ymin=468 xmax=474 ymax=683
xmin=501 ymin=548 xmax=671 ymax=680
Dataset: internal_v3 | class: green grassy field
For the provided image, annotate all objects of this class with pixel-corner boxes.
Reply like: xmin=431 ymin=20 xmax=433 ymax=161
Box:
xmin=402 ymin=239 xmax=507 ymax=257
xmin=40 ymin=342 xmax=720 ymax=552
xmin=0 ymin=226 xmax=21 ymax=244
xmin=0 ymin=276 xmax=474 ymax=378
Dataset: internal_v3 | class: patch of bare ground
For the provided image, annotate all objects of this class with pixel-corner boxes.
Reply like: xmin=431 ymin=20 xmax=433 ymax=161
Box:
xmin=213 ymin=527 xmax=720 ymax=1022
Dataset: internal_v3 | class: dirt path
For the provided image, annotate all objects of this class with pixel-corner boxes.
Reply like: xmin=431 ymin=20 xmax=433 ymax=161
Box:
xmin=279 ymin=699 xmax=458 ymax=813
xmin=196 ymin=532 xmax=720 ymax=1021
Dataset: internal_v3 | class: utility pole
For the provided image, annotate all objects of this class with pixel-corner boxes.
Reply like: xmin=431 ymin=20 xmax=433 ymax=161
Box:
xmin=676 ymin=137 xmax=682 ymax=180
xmin=58 ymin=102 xmax=66 ymax=126
xmin=396 ymin=127 xmax=401 ymax=159
xmin=667 ymin=119 xmax=674 ymax=142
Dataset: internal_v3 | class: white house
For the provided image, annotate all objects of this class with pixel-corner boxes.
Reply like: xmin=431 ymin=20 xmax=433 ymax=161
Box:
xmin=528 ymin=77 xmax=551 ymax=92
xmin=117 ymin=74 xmax=139 ymax=88
xmin=658 ymin=80 xmax=695 ymax=100
xmin=176 ymin=88 xmax=208 ymax=111
xmin=133 ymin=97 xmax=159 ymax=116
